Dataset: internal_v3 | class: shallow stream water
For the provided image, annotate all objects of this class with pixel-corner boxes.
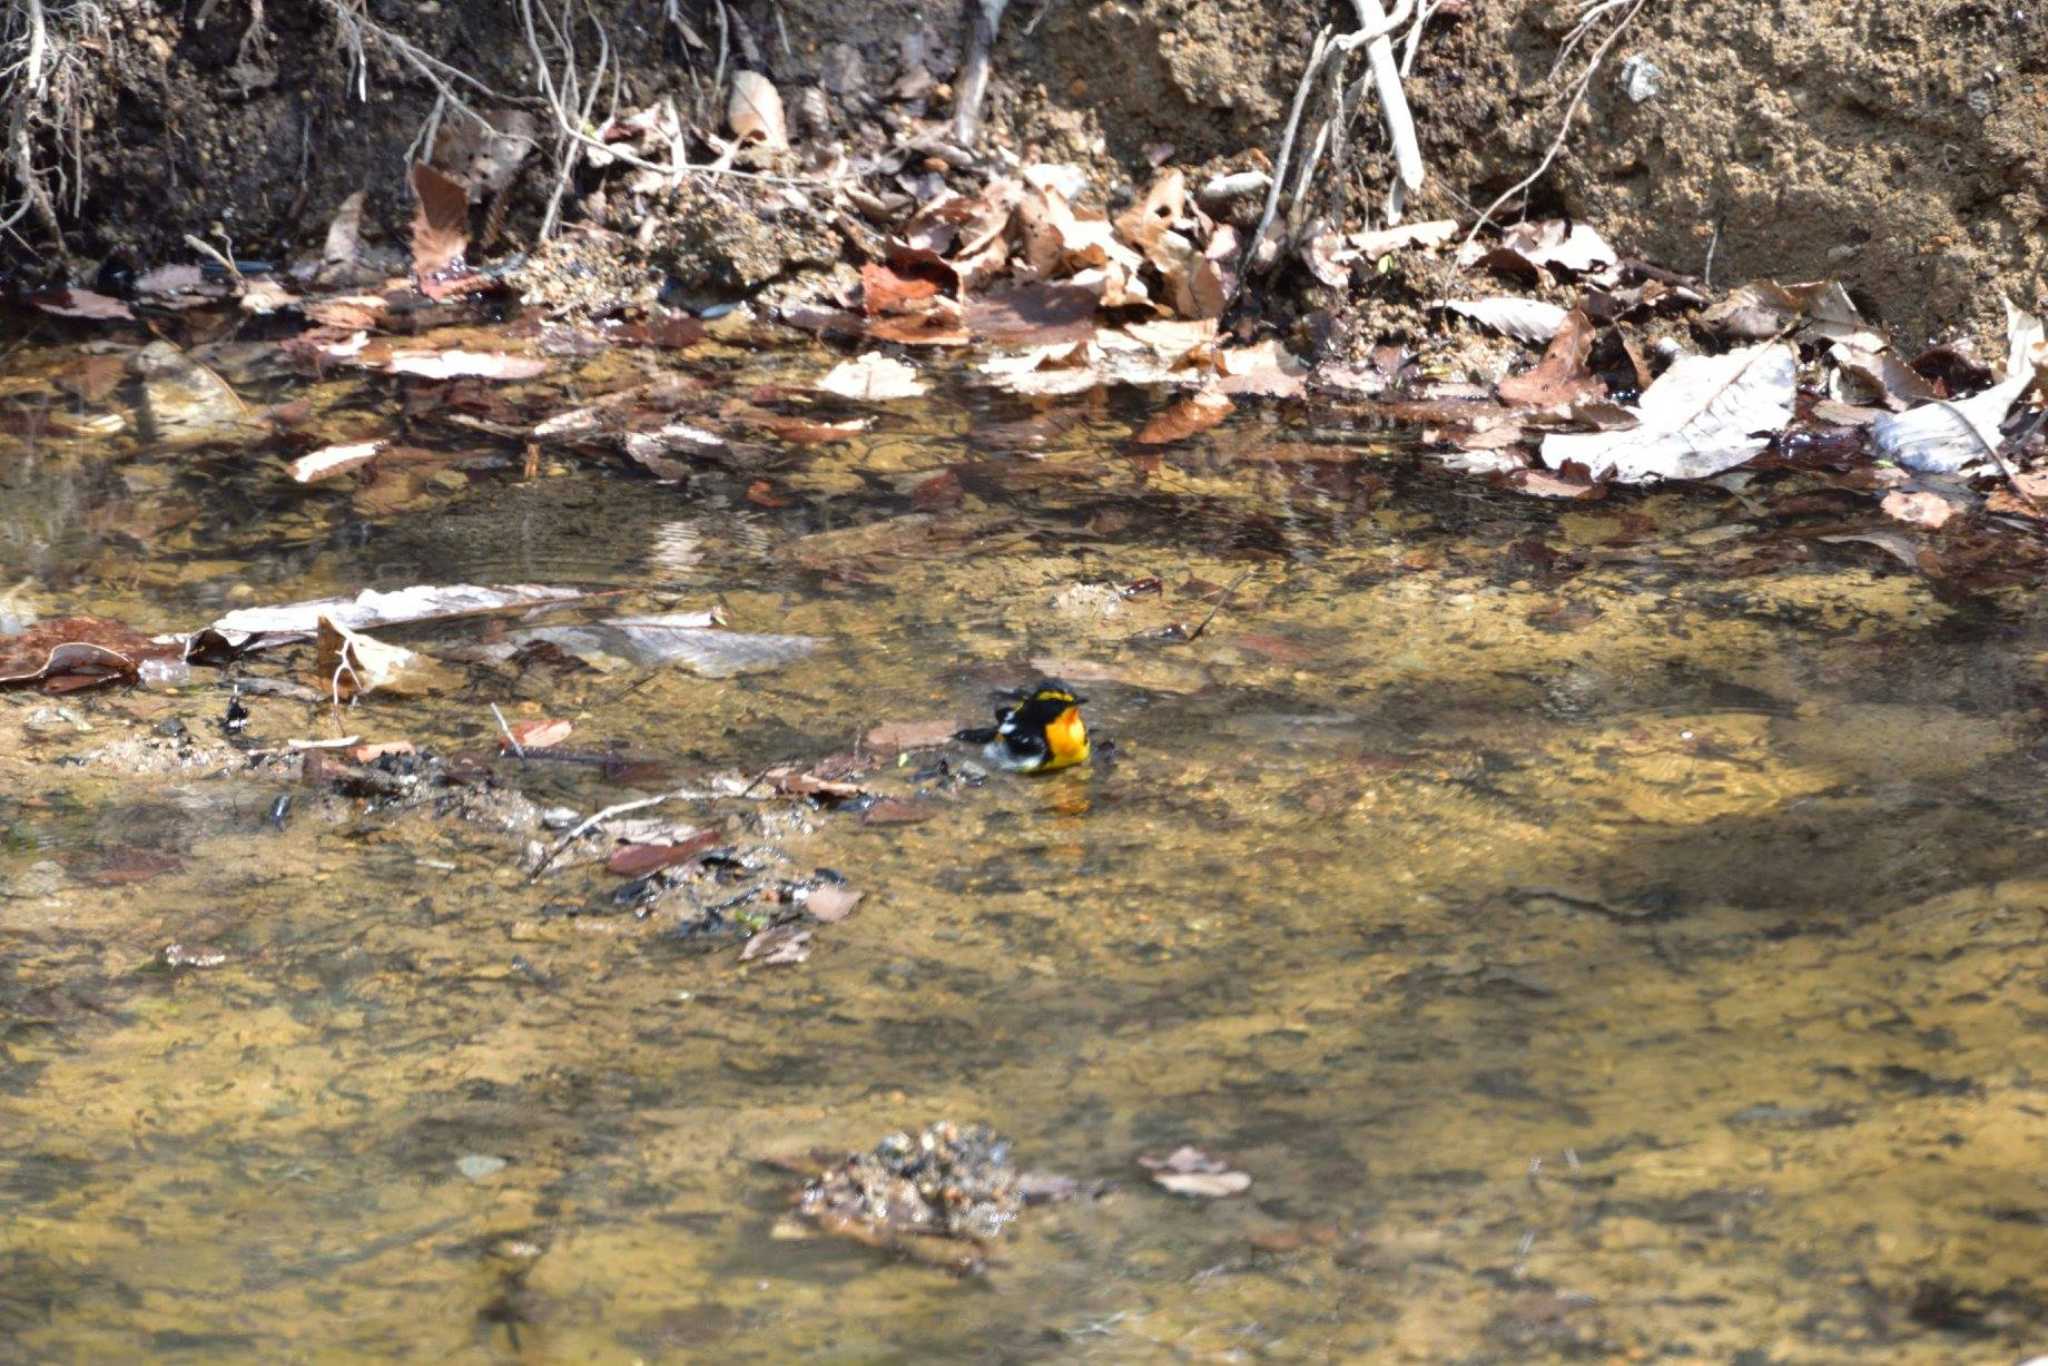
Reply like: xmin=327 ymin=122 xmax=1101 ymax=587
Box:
xmin=2 ymin=319 xmax=2045 ymax=1361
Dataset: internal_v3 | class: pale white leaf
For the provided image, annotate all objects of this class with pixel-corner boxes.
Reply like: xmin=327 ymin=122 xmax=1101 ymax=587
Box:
xmin=204 ymin=584 xmax=586 ymax=644
xmin=386 ymin=351 xmax=549 ymax=380
xmin=816 ymin=353 xmax=927 ymax=400
xmin=727 ymin=71 xmax=788 ymax=149
xmin=1435 ymin=297 xmax=1569 ymax=343
xmin=1152 ymin=1170 xmax=1252 ymax=1198
xmin=289 ymin=439 xmax=386 ymax=483
xmin=1541 ymin=343 xmax=1797 ymax=482
xmin=1350 ymin=219 xmax=1458 ymax=258
xmin=1874 ymin=299 xmax=2043 ymax=474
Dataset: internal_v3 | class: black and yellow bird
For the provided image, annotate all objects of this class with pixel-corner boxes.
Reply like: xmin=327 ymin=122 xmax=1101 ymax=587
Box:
xmin=956 ymin=680 xmax=1092 ymax=773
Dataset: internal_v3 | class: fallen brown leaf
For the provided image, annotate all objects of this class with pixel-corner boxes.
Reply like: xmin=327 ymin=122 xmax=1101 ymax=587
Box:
xmin=1498 ymin=307 xmax=1604 ymax=409
xmin=728 ymin=71 xmax=789 ymax=149
xmin=607 ymin=829 xmax=722 ymax=876
xmin=408 ymin=161 xmax=470 ymax=279
xmin=861 ymin=797 xmax=936 ymax=826
xmin=862 ymin=261 xmax=944 ymax=315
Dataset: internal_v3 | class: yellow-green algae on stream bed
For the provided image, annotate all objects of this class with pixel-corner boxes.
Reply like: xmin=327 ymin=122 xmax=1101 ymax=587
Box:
xmin=3 ymin=337 xmax=2047 ymax=1361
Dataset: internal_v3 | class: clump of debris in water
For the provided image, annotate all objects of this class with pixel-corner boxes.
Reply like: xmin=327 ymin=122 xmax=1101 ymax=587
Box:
xmin=795 ymin=1121 xmax=1027 ymax=1275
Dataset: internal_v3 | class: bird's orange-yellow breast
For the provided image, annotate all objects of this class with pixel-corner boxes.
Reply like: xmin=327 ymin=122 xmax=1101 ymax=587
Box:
xmin=1040 ymin=705 xmax=1090 ymax=770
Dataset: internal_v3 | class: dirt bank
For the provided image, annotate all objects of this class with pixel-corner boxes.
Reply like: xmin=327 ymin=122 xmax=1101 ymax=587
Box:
xmin=3 ymin=1 xmax=2041 ymax=348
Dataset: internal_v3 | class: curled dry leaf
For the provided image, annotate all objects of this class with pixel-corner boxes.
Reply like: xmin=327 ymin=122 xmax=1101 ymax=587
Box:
xmin=728 ymin=71 xmax=789 ymax=149
xmin=1831 ymin=343 xmax=1938 ymax=410
xmin=1459 ymin=218 xmax=1616 ymax=276
xmin=1874 ymin=299 xmax=2044 ymax=474
xmin=1301 ymin=233 xmax=1353 ymax=288
xmin=0 ymin=617 xmax=171 ymax=692
xmin=1136 ymin=389 xmax=1234 ymax=444
xmin=1112 ymin=169 xmax=1186 ymax=262
xmin=408 ymin=161 xmax=470 ymax=279
xmin=1705 ymin=279 xmax=1882 ymax=350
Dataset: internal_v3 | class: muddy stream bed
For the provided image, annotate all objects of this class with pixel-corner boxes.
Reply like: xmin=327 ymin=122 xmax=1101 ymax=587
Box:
xmin=2 ymin=318 xmax=2046 ymax=1361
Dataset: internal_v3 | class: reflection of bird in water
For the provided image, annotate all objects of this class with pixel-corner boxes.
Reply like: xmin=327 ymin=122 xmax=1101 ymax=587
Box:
xmin=956 ymin=679 xmax=1092 ymax=772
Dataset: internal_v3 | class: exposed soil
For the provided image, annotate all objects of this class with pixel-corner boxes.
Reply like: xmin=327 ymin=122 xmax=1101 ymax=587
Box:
xmin=4 ymin=1 xmax=2043 ymax=348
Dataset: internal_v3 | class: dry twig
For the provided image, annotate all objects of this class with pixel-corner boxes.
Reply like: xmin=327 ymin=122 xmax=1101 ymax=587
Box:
xmin=1242 ymin=0 xmax=1413 ymax=285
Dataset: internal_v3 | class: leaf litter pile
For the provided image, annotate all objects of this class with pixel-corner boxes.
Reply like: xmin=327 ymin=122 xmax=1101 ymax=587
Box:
xmin=12 ymin=109 xmax=2048 ymax=589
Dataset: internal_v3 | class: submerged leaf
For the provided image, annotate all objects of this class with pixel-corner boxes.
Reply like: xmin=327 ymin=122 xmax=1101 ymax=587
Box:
xmin=1138 ymin=1146 xmax=1252 ymax=1198
xmin=816 ymin=354 xmax=928 ymax=401
xmin=315 ymin=616 xmax=428 ymax=702
xmin=33 ymin=289 xmax=135 ymax=321
xmin=204 ymin=584 xmax=587 ymax=646
xmin=386 ymin=350 xmax=548 ymax=380
xmin=289 ymin=439 xmax=387 ymax=483
xmin=1135 ymin=390 xmax=1233 ymax=444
